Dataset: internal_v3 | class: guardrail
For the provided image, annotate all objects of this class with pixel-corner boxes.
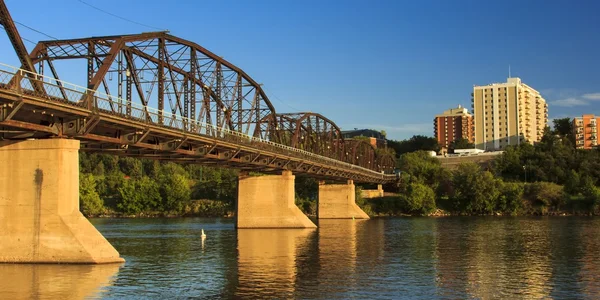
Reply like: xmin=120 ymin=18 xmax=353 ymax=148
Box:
xmin=0 ymin=63 xmax=395 ymax=180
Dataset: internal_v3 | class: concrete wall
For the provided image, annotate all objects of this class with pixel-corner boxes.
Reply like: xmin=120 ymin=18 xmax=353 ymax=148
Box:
xmin=0 ymin=139 xmax=124 ymax=263
xmin=361 ymin=184 xmax=384 ymax=199
xmin=318 ymin=180 xmax=369 ymax=219
xmin=237 ymin=171 xmax=316 ymax=228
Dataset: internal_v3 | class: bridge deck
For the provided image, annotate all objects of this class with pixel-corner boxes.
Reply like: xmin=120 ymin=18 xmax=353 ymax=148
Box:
xmin=0 ymin=64 xmax=395 ymax=183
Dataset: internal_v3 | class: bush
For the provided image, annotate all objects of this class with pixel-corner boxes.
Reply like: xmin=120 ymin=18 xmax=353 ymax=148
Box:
xmin=403 ymin=182 xmax=436 ymax=215
xmin=159 ymin=174 xmax=191 ymax=213
xmin=80 ymin=173 xmax=105 ymax=216
xmin=524 ymin=182 xmax=564 ymax=212
xmin=497 ymin=181 xmax=524 ymax=215
xmin=450 ymin=163 xmax=499 ymax=214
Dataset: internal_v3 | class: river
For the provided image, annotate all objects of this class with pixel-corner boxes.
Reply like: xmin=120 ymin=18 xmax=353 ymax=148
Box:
xmin=1 ymin=217 xmax=600 ymax=299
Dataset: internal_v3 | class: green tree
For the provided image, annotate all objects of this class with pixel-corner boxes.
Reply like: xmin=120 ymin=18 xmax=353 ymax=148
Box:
xmin=497 ymin=181 xmax=524 ymax=215
xmin=403 ymin=182 xmax=436 ymax=215
xmin=564 ymin=170 xmax=581 ymax=195
xmin=160 ymin=174 xmax=191 ymax=213
xmin=117 ymin=177 xmax=161 ymax=214
xmin=524 ymin=182 xmax=564 ymax=212
xmin=450 ymin=162 xmax=500 ymax=214
xmin=397 ymin=151 xmax=442 ymax=186
xmin=450 ymin=138 xmax=475 ymax=151
xmin=119 ymin=157 xmax=143 ymax=178
xmin=80 ymin=173 xmax=105 ymax=216
xmin=552 ymin=118 xmax=573 ymax=137
xmin=388 ymin=135 xmax=440 ymax=156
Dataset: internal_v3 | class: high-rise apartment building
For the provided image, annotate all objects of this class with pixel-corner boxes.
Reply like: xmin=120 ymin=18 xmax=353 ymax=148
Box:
xmin=573 ymin=115 xmax=599 ymax=149
xmin=472 ymin=77 xmax=548 ymax=150
xmin=433 ymin=105 xmax=474 ymax=148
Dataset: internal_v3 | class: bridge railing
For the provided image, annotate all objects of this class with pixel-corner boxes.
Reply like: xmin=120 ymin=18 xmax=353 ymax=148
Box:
xmin=0 ymin=63 xmax=396 ymax=180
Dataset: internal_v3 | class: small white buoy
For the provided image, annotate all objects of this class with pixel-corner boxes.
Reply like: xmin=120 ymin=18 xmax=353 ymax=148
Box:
xmin=201 ymin=229 xmax=206 ymax=239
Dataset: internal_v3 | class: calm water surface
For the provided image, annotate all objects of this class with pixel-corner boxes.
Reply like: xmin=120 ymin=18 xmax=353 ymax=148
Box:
xmin=1 ymin=217 xmax=600 ymax=299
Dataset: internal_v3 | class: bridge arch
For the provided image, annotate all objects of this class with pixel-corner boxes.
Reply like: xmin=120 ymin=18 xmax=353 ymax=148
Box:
xmin=344 ymin=139 xmax=376 ymax=170
xmin=375 ymin=151 xmax=396 ymax=174
xmin=259 ymin=112 xmax=345 ymax=160
xmin=28 ymin=32 xmax=277 ymax=136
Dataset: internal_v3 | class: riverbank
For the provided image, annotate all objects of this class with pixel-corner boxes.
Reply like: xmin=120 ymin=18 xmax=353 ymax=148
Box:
xmin=86 ymin=199 xmax=234 ymax=218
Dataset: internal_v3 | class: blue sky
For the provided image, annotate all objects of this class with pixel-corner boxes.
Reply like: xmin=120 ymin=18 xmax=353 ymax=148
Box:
xmin=1 ymin=0 xmax=599 ymax=140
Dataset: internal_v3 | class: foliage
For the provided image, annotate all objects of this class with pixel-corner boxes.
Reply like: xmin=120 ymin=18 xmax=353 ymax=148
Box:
xmin=80 ymin=173 xmax=105 ymax=216
xmin=450 ymin=138 xmax=475 ymax=151
xmin=552 ymin=118 xmax=573 ymax=138
xmin=523 ymin=182 xmax=564 ymax=213
xmin=77 ymin=117 xmax=600 ymax=217
xmin=387 ymin=135 xmax=440 ymax=156
xmin=117 ymin=176 xmax=162 ymax=215
xmin=402 ymin=182 xmax=436 ymax=215
xmin=397 ymin=151 xmax=442 ymax=186
xmin=496 ymin=181 xmax=524 ymax=215
xmin=185 ymin=200 xmax=232 ymax=217
xmin=449 ymin=163 xmax=500 ymax=214
xmin=159 ymin=174 xmax=191 ymax=213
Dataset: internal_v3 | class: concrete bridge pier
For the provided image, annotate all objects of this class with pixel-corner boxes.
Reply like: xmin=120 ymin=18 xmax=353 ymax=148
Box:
xmin=236 ymin=170 xmax=316 ymax=228
xmin=361 ymin=184 xmax=384 ymax=198
xmin=0 ymin=139 xmax=124 ymax=264
xmin=318 ymin=180 xmax=369 ymax=219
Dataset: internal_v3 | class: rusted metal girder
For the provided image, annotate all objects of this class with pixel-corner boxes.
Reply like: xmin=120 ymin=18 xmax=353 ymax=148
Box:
xmin=0 ymin=14 xmax=396 ymax=181
xmin=260 ymin=112 xmax=347 ymax=160
xmin=0 ymin=0 xmax=45 ymax=95
xmin=26 ymin=32 xmax=276 ymax=138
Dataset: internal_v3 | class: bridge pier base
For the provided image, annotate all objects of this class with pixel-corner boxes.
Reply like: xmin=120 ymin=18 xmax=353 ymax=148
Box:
xmin=236 ymin=170 xmax=316 ymax=228
xmin=318 ymin=180 xmax=370 ymax=219
xmin=0 ymin=139 xmax=124 ymax=264
xmin=361 ymin=184 xmax=384 ymax=198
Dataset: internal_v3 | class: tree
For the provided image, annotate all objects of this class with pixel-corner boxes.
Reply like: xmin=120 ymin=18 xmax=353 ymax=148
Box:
xmin=159 ymin=174 xmax=191 ymax=213
xmin=397 ymin=151 xmax=442 ymax=186
xmin=524 ymin=182 xmax=564 ymax=211
xmin=80 ymin=173 xmax=105 ymax=216
xmin=497 ymin=181 xmax=524 ymax=215
xmin=119 ymin=157 xmax=143 ymax=178
xmin=117 ymin=177 xmax=161 ymax=215
xmin=380 ymin=130 xmax=387 ymax=138
xmin=388 ymin=135 xmax=440 ymax=156
xmin=450 ymin=138 xmax=474 ymax=151
xmin=552 ymin=118 xmax=573 ymax=137
xmin=402 ymin=182 xmax=436 ymax=215
xmin=450 ymin=162 xmax=500 ymax=214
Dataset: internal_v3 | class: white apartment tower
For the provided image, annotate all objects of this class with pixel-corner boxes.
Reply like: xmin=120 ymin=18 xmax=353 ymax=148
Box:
xmin=472 ymin=78 xmax=548 ymax=150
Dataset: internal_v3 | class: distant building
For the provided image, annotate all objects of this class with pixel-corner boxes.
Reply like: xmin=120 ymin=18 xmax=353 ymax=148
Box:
xmin=433 ymin=105 xmax=473 ymax=149
xmin=573 ymin=115 xmax=599 ymax=149
xmin=341 ymin=129 xmax=386 ymax=148
xmin=472 ymin=77 xmax=548 ymax=151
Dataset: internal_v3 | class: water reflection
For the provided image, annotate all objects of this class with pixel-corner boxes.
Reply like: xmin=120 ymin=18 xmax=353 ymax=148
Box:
xmin=235 ymin=228 xmax=315 ymax=298
xmin=0 ymin=263 xmax=121 ymax=299
xmin=20 ymin=217 xmax=599 ymax=299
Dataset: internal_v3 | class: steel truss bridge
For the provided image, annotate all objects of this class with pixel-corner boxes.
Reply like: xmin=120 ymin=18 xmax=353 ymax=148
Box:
xmin=0 ymin=6 xmax=396 ymax=183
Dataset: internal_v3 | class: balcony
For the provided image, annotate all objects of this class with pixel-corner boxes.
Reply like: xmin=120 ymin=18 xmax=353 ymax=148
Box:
xmin=577 ymin=140 xmax=585 ymax=145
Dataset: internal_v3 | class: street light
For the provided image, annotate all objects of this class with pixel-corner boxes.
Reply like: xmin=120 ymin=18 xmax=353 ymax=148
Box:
xmin=523 ymin=165 xmax=527 ymax=182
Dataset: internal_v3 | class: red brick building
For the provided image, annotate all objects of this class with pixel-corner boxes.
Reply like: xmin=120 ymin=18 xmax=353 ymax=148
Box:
xmin=434 ymin=105 xmax=474 ymax=149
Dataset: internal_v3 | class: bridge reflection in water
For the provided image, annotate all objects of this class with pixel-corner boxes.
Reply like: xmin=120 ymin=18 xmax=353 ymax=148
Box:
xmin=0 ymin=264 xmax=120 ymax=299
xmin=235 ymin=228 xmax=316 ymax=298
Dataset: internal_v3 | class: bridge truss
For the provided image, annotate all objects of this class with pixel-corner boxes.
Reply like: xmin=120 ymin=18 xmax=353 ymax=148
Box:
xmin=0 ymin=5 xmax=396 ymax=183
